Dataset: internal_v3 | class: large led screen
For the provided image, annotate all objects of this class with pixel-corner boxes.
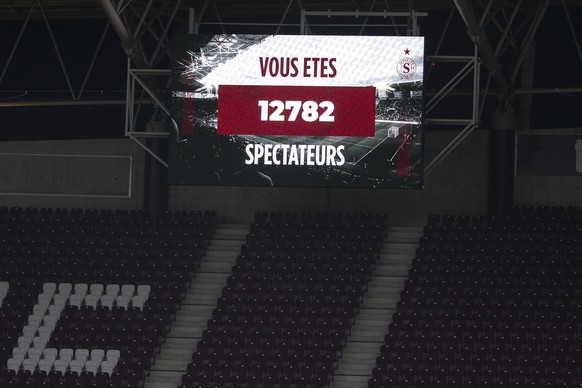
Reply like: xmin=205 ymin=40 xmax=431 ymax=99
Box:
xmin=170 ymin=34 xmax=424 ymax=188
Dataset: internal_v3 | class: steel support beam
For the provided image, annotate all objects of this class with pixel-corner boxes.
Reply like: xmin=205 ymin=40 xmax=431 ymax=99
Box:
xmin=561 ymin=0 xmax=582 ymax=65
xmin=38 ymin=0 xmax=75 ymax=100
xmin=97 ymin=0 xmax=146 ymax=68
xmin=509 ymin=0 xmax=550 ymax=83
xmin=77 ymin=21 xmax=110 ymax=100
xmin=300 ymin=9 xmax=427 ymax=35
xmin=453 ymin=0 xmax=509 ymax=96
xmin=0 ymin=3 xmax=34 ymax=84
xmin=275 ymin=0 xmax=294 ymax=34
xmin=147 ymin=0 xmax=181 ymax=67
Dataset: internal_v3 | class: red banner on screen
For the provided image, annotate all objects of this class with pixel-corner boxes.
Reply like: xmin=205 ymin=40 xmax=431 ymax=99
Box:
xmin=218 ymin=85 xmax=376 ymax=136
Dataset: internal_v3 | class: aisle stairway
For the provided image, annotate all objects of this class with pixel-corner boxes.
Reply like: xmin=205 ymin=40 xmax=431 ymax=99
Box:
xmin=330 ymin=225 xmax=423 ymax=388
xmin=144 ymin=223 xmax=249 ymax=388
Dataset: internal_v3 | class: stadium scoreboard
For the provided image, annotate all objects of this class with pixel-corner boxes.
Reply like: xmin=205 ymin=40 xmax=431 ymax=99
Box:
xmin=170 ymin=34 xmax=424 ymax=188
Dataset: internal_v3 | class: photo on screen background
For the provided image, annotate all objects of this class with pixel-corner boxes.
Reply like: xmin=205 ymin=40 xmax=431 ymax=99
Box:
xmin=169 ymin=34 xmax=424 ymax=188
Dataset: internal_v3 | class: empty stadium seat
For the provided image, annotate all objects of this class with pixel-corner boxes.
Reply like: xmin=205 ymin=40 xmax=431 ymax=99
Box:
xmin=0 ymin=206 xmax=213 ymax=387
xmin=369 ymin=209 xmax=582 ymax=387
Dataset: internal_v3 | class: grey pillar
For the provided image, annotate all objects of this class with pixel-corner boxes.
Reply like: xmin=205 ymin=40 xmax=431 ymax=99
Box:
xmin=489 ymin=108 xmax=517 ymax=217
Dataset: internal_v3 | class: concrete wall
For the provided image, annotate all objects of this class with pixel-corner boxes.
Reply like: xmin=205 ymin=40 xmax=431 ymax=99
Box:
xmin=0 ymin=138 xmax=145 ymax=210
xmin=513 ymin=128 xmax=582 ymax=208
xmin=169 ymin=130 xmax=490 ymax=223
xmin=514 ymin=176 xmax=582 ymax=207
xmin=4 ymin=129 xmax=575 ymax=220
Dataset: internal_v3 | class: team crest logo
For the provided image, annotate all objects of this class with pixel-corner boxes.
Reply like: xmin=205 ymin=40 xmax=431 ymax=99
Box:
xmin=397 ymin=48 xmax=417 ymax=80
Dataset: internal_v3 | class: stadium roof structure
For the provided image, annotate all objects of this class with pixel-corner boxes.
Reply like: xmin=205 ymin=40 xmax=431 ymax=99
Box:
xmin=0 ymin=0 xmax=581 ymax=169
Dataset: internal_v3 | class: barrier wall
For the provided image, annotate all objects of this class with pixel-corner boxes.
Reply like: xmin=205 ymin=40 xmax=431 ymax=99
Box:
xmin=2 ymin=129 xmax=578 ymax=219
xmin=514 ymin=128 xmax=582 ymax=208
xmin=0 ymin=139 xmax=145 ymax=210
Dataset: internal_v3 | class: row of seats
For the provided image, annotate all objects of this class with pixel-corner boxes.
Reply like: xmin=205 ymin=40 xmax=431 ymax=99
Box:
xmin=1 ymin=206 xmax=215 ymax=388
xmin=6 ymin=282 xmax=148 ymax=378
xmin=427 ymin=206 xmax=581 ymax=226
xmin=0 ymin=281 xmax=7 ymax=306
xmin=0 ymin=206 xmax=216 ymax=225
xmin=253 ymin=211 xmax=388 ymax=228
xmin=180 ymin=212 xmax=387 ymax=388
xmin=8 ymin=347 xmax=119 ymax=375
xmin=369 ymin=209 xmax=582 ymax=387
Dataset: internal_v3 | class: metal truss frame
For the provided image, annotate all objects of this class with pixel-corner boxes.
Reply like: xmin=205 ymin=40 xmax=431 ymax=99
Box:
xmin=422 ymin=0 xmax=582 ymax=176
xmin=424 ymin=47 xmax=481 ymax=177
xmin=0 ymin=0 xmax=123 ymax=108
xmin=122 ymin=5 xmax=481 ymax=173
xmin=3 ymin=0 xmax=582 ymax=176
xmin=120 ymin=5 xmax=434 ymax=169
xmin=97 ymin=0 xmax=186 ymax=167
xmin=299 ymin=9 xmax=428 ymax=35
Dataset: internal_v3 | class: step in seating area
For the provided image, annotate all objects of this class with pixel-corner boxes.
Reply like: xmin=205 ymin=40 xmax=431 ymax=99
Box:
xmin=369 ymin=206 xmax=582 ymax=387
xmin=0 ymin=206 xmax=216 ymax=388
xmin=181 ymin=212 xmax=388 ymax=388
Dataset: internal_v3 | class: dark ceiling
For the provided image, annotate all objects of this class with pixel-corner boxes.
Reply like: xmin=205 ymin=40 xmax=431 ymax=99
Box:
xmin=0 ymin=0 xmax=579 ymax=20
xmin=0 ymin=0 xmax=581 ymax=140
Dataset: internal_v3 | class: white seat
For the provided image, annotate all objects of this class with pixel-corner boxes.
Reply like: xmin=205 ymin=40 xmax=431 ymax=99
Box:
xmin=101 ymin=294 xmax=115 ymax=309
xmin=46 ymin=310 xmax=63 ymax=323
xmin=73 ymin=283 xmax=88 ymax=298
xmin=101 ymin=359 xmax=118 ymax=371
xmin=136 ymin=284 xmax=150 ymax=297
xmin=69 ymin=359 xmax=84 ymax=374
xmin=43 ymin=283 xmax=57 ymax=296
xmin=22 ymin=358 xmax=37 ymax=372
xmin=28 ymin=347 xmax=44 ymax=359
xmin=84 ymin=295 xmax=99 ymax=309
xmin=100 ymin=364 xmax=114 ymax=376
xmin=27 ymin=317 xmax=42 ymax=330
xmin=105 ymin=349 xmax=120 ymax=361
xmin=90 ymin=349 xmax=105 ymax=361
xmin=59 ymin=348 xmax=74 ymax=362
xmin=53 ymin=293 xmax=69 ymax=305
xmin=131 ymin=295 xmax=146 ymax=310
xmin=32 ymin=335 xmax=47 ymax=347
xmin=115 ymin=295 xmax=130 ymax=309
xmin=85 ymin=359 xmax=101 ymax=370
xmin=58 ymin=282 xmax=73 ymax=296
xmin=52 ymin=300 xmax=66 ymax=313
xmin=37 ymin=293 xmax=53 ymax=306
xmin=85 ymin=365 xmax=98 ymax=375
xmin=12 ymin=347 xmax=28 ymax=359
xmin=55 ymin=297 xmax=67 ymax=308
xmin=38 ymin=359 xmax=53 ymax=373
xmin=105 ymin=349 xmax=120 ymax=359
xmin=43 ymin=348 xmax=58 ymax=359
xmin=31 ymin=341 xmax=46 ymax=353
xmin=29 ymin=351 xmax=41 ymax=362
xmin=105 ymin=284 xmax=120 ymax=297
xmin=32 ymin=304 xmax=48 ymax=317
xmin=69 ymin=294 xmax=83 ymax=308
xmin=20 ymin=327 xmax=35 ymax=337
xmin=42 ymin=316 xmax=58 ymax=330
xmin=38 ymin=325 xmax=54 ymax=339
xmin=89 ymin=284 xmax=103 ymax=298
xmin=7 ymin=358 xmax=21 ymax=372
xmin=121 ymin=284 xmax=135 ymax=297
xmin=0 ymin=282 xmax=8 ymax=305
xmin=53 ymin=359 xmax=69 ymax=373
xmin=75 ymin=348 xmax=89 ymax=360
xmin=18 ymin=336 xmax=33 ymax=348
xmin=42 ymin=353 xmax=57 ymax=364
